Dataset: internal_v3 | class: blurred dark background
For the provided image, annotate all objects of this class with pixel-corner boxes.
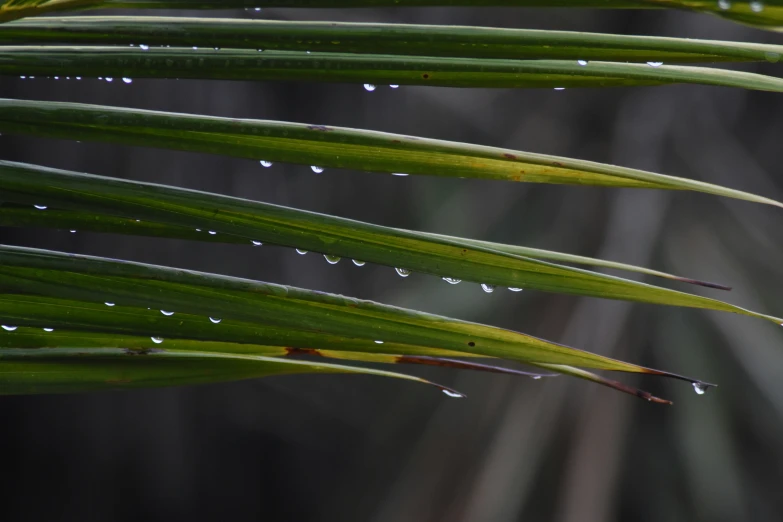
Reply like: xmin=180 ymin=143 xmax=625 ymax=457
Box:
xmin=1 ymin=5 xmax=783 ymax=521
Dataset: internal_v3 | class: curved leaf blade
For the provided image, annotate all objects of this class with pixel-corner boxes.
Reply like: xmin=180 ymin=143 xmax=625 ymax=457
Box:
xmin=0 ymin=246 xmax=725 ymax=372
xmin=0 ymin=293 xmax=709 ymax=401
xmin=0 ymin=99 xmax=780 ymax=208
xmin=2 ymin=17 xmax=782 ymax=63
xmin=0 ymin=1 xmax=780 ymax=32
xmin=2 ymin=47 xmax=783 ymax=91
xmin=4 ymin=162 xmax=776 ymax=324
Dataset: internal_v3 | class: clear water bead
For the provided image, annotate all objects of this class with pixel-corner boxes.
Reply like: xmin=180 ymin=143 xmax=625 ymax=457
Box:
xmin=750 ymin=1 xmax=763 ymax=11
xmin=392 ymin=173 xmax=409 ymax=176
xmin=122 ymin=78 xmax=133 ymax=84
xmin=442 ymin=390 xmax=465 ymax=398
xmin=508 ymin=287 xmax=524 ymax=292
xmin=105 ymin=77 xmax=113 ymax=82
xmin=374 ymin=340 xmax=384 ymax=344
xmin=692 ymin=382 xmax=708 ymax=395
xmin=389 ymin=84 xmax=400 ymax=89
xmin=577 ymin=59 xmax=588 ymax=66
xmin=260 ymin=160 xmax=273 ymax=167
xmin=480 ymin=283 xmax=495 ymax=293
xmin=296 ymin=249 xmax=308 ymax=255
xmin=324 ymin=255 xmax=341 ymax=265
xmin=43 ymin=328 xmax=54 ymax=332
xmin=209 ymin=317 xmax=222 ymax=324
xmin=139 ymin=44 xmax=150 ymax=50
xmin=1 ymin=325 xmax=17 ymax=331
xmin=208 ymin=231 xmax=217 ymax=235
xmin=352 ymin=259 xmax=366 ymax=266
xmin=105 ymin=302 xmax=115 ymax=307
xmin=34 ymin=204 xmax=47 ymax=210
xmin=160 ymin=310 xmax=174 ymax=316
xmin=647 ymin=61 xmax=663 ymax=67
xmin=251 ymin=240 xmax=262 ymax=246
xmin=395 ymin=267 xmax=411 ymax=277
xmin=150 ymin=336 xmax=164 ymax=344
xmin=310 ymin=166 xmax=324 ymax=174
xmin=554 ymin=87 xmax=566 ymax=91
xmin=363 ymin=84 xmax=376 ymax=92
xmin=718 ymin=0 xmax=731 ymax=9
xmin=442 ymin=277 xmax=461 ymax=285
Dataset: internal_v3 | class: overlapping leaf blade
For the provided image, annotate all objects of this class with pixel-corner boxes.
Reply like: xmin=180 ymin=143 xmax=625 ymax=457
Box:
xmin=0 ymin=264 xmax=708 ymax=401
xmin=4 ymin=161 xmax=780 ymax=325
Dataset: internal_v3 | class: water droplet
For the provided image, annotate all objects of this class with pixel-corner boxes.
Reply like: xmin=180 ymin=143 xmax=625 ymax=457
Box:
xmin=442 ymin=277 xmax=461 ymax=285
xmin=577 ymin=59 xmax=588 ymax=66
xmin=70 ymin=230 xmax=76 ymax=233
xmin=310 ymin=165 xmax=324 ymax=174
xmin=395 ymin=267 xmax=411 ymax=277
xmin=692 ymin=382 xmax=708 ymax=395
xmin=764 ymin=51 xmax=781 ymax=63
xmin=750 ymin=0 xmax=763 ymax=12
xmin=105 ymin=77 xmax=113 ymax=82
xmin=251 ymin=240 xmax=262 ymax=246
xmin=150 ymin=336 xmax=164 ymax=344
xmin=374 ymin=340 xmax=384 ymax=344
xmin=75 ymin=76 xmax=81 ymax=80
xmin=554 ymin=87 xmax=565 ymax=91
xmin=122 ymin=77 xmax=133 ymax=84
xmin=508 ymin=287 xmax=524 ymax=292
xmin=192 ymin=46 xmax=198 ymax=50
xmin=209 ymin=317 xmax=222 ymax=324
xmin=442 ymin=389 xmax=465 ymax=398
xmin=481 ymin=283 xmax=495 ymax=293
xmin=718 ymin=0 xmax=731 ymax=9
xmin=1 ymin=325 xmax=17 ymax=331
xmin=104 ymin=302 xmax=115 ymax=307
xmin=389 ymin=84 xmax=399 ymax=89
xmin=34 ymin=204 xmax=47 ymax=210
xmin=363 ymin=83 xmax=376 ymax=91
xmin=20 ymin=76 xmax=26 ymax=79
xmin=352 ymin=259 xmax=366 ymax=266
xmin=647 ymin=61 xmax=663 ymax=67
xmin=324 ymin=255 xmax=341 ymax=265
xmin=392 ymin=172 xmax=409 ymax=176
xmin=160 ymin=310 xmax=174 ymax=316
xmin=532 ymin=375 xmax=542 ymax=380
xmin=296 ymin=248 xmax=308 ymax=255
xmin=208 ymin=230 xmax=217 ymax=235
xmin=260 ymin=160 xmax=273 ymax=167
xmin=213 ymin=47 xmax=221 ymax=51
xmin=43 ymin=328 xmax=54 ymax=332
xmin=54 ymin=76 xmax=59 ymax=80
xmin=139 ymin=44 xmax=150 ymax=50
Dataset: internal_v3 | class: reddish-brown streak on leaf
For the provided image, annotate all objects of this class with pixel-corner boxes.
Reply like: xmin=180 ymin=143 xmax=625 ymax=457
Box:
xmin=307 ymin=125 xmax=332 ymax=132
xmin=503 ymin=153 xmax=517 ymax=160
xmin=676 ymin=276 xmax=732 ymax=291
xmin=396 ymin=355 xmax=555 ymax=378
xmin=285 ymin=347 xmax=323 ymax=357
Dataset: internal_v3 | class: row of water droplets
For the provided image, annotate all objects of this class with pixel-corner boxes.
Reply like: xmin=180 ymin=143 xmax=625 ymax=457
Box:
xmin=31 ymin=203 xmax=518 ymax=292
xmin=258 ymin=160 xmax=408 ymax=177
xmin=717 ymin=0 xmax=764 ymax=11
xmin=294 ymin=248 xmax=525 ymax=292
